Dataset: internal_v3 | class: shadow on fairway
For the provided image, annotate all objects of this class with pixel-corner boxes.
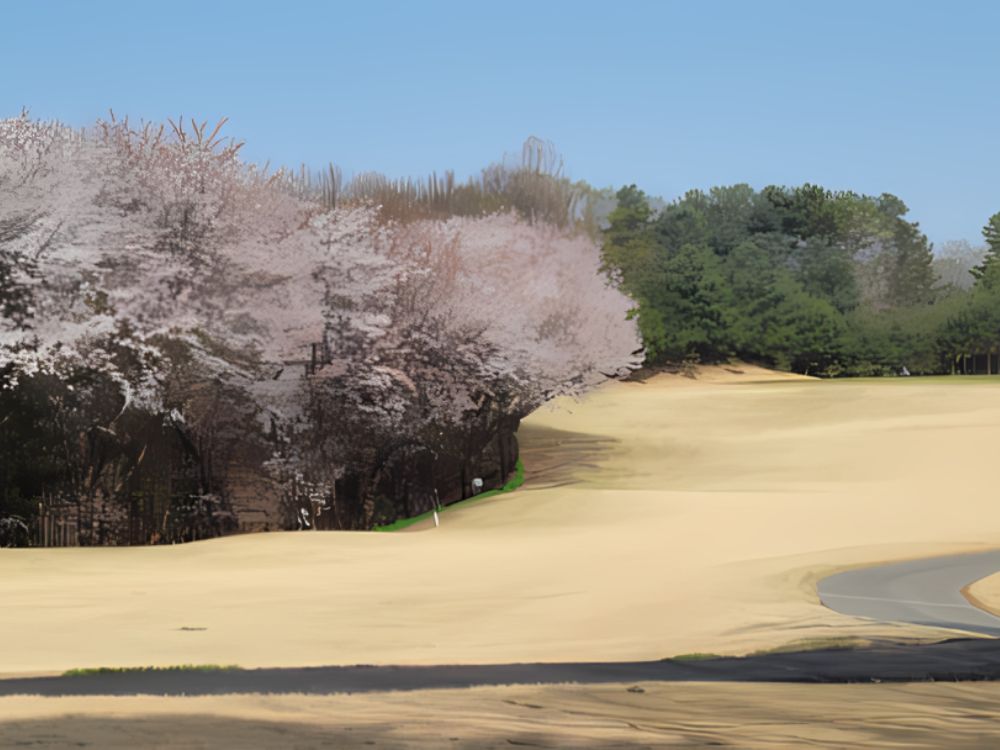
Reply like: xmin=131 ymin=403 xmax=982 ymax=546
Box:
xmin=3 ymin=638 xmax=1000 ymax=697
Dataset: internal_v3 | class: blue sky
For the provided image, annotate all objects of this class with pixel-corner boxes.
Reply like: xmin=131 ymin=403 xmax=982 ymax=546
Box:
xmin=2 ymin=1 xmax=997 ymax=247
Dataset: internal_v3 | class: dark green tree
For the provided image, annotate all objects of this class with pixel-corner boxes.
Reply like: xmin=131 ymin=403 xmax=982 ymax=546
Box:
xmin=642 ymin=243 xmax=734 ymax=362
xmin=601 ymin=181 xmax=966 ymax=376
xmin=972 ymin=212 xmax=1000 ymax=287
xmin=791 ymin=237 xmax=860 ymax=313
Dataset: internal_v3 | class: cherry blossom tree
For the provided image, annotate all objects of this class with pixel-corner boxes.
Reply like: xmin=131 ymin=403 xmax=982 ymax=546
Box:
xmin=0 ymin=113 xmax=641 ymax=542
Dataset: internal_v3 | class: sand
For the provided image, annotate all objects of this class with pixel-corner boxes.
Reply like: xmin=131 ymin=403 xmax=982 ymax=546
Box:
xmin=3 ymin=366 xmax=1000 ymax=676
xmin=5 ymin=681 xmax=1000 ymax=748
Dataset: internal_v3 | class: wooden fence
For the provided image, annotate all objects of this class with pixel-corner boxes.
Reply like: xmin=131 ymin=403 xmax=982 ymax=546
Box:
xmin=36 ymin=502 xmax=79 ymax=547
xmin=954 ymin=352 xmax=1000 ymax=375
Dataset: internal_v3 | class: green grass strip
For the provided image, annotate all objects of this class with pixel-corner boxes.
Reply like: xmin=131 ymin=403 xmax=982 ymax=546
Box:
xmin=667 ymin=652 xmax=723 ymax=662
xmin=749 ymin=637 xmax=871 ymax=656
xmin=374 ymin=458 xmax=525 ymax=532
xmin=63 ymin=664 xmax=242 ymax=677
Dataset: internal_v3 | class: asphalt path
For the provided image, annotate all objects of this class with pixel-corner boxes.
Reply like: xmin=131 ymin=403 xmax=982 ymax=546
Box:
xmin=818 ymin=549 xmax=1000 ymax=636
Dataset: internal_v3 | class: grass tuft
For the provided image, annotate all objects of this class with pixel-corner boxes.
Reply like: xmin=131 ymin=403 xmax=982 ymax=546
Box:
xmin=63 ymin=664 xmax=242 ymax=677
xmin=668 ymin=652 xmax=724 ymax=662
xmin=749 ymin=637 xmax=872 ymax=656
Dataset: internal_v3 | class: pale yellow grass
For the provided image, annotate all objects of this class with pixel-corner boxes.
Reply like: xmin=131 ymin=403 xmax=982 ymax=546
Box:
xmin=3 ymin=365 xmax=1000 ymax=677
xmin=5 ymin=682 xmax=1000 ymax=748
xmin=966 ymin=572 xmax=1000 ymax=615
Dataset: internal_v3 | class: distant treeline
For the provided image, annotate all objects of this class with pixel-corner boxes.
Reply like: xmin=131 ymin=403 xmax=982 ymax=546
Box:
xmin=600 ymin=183 xmax=1000 ymax=376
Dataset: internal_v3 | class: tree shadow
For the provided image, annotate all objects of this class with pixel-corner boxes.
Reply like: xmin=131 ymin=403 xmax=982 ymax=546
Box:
xmin=517 ymin=423 xmax=618 ymax=489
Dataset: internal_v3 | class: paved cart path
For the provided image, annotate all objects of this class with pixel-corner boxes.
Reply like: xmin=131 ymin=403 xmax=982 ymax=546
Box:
xmin=818 ymin=549 xmax=1000 ymax=636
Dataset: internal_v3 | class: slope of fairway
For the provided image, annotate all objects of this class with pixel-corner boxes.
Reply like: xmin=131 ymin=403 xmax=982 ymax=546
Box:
xmin=4 ymin=367 xmax=1000 ymax=674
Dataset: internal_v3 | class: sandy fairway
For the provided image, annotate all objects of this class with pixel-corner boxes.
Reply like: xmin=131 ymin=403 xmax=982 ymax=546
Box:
xmin=5 ymin=681 xmax=1000 ymax=748
xmin=966 ymin=572 xmax=1000 ymax=616
xmin=3 ymin=367 xmax=1000 ymax=675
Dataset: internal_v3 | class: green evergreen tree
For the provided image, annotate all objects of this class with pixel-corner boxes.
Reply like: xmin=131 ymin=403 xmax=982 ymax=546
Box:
xmin=600 ymin=181 xmax=964 ymax=375
xmin=875 ymin=197 xmax=937 ymax=307
xmin=792 ymin=237 xmax=860 ymax=313
xmin=972 ymin=212 xmax=1000 ymax=287
xmin=643 ymin=243 xmax=734 ymax=362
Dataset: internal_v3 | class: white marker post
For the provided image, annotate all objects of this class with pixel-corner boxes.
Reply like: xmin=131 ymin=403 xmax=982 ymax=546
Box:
xmin=433 ymin=510 xmax=440 ymax=527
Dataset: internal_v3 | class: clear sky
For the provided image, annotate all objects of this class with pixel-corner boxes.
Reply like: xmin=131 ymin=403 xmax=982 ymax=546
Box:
xmin=3 ymin=0 xmax=997 ymax=247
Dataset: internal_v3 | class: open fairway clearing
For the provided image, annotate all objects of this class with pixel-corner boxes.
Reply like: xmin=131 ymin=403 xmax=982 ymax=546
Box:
xmin=4 ymin=366 xmax=1000 ymax=675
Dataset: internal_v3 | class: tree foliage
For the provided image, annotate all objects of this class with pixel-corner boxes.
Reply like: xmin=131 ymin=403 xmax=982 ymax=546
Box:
xmin=601 ymin=182 xmax=944 ymax=374
xmin=0 ymin=114 xmax=641 ymax=544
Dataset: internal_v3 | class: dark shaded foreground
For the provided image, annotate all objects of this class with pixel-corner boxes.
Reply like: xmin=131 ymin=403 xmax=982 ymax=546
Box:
xmin=4 ymin=638 xmax=1000 ymax=697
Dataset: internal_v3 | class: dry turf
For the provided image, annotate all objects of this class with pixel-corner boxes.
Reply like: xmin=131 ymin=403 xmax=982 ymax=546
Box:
xmin=5 ymin=365 xmax=1000 ymax=746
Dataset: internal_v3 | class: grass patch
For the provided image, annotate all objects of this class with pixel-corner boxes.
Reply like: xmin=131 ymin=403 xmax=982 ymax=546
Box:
xmin=375 ymin=458 xmax=525 ymax=532
xmin=750 ymin=637 xmax=872 ymax=656
xmin=664 ymin=638 xmax=872 ymax=664
xmin=668 ymin=652 xmax=724 ymax=662
xmin=63 ymin=664 xmax=242 ymax=677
